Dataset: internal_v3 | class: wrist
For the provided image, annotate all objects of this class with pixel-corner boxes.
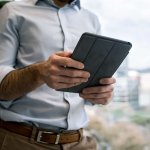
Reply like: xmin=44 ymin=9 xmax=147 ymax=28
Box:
xmin=30 ymin=62 xmax=46 ymax=84
xmin=33 ymin=61 xmax=50 ymax=84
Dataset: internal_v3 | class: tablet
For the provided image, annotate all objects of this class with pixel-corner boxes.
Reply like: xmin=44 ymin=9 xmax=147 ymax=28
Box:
xmin=58 ymin=32 xmax=132 ymax=93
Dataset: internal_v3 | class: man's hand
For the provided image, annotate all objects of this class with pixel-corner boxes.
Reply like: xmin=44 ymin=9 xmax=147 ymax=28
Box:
xmin=0 ymin=51 xmax=90 ymax=100
xmin=39 ymin=51 xmax=90 ymax=89
xmin=79 ymin=77 xmax=116 ymax=105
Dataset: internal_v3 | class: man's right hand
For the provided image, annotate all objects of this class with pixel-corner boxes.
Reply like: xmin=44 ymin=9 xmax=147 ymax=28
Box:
xmin=38 ymin=51 xmax=90 ymax=90
xmin=0 ymin=51 xmax=90 ymax=100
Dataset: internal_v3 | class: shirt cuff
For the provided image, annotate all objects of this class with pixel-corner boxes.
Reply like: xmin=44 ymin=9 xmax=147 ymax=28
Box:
xmin=0 ymin=66 xmax=15 ymax=83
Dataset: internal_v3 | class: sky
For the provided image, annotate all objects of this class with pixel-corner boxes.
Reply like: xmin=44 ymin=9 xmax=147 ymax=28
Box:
xmin=81 ymin=0 xmax=150 ymax=69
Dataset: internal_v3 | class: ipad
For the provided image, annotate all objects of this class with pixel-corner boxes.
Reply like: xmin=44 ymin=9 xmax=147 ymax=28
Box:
xmin=58 ymin=32 xmax=132 ymax=93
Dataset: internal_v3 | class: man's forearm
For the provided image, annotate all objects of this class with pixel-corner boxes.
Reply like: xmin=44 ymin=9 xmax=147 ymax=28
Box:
xmin=0 ymin=63 xmax=44 ymax=100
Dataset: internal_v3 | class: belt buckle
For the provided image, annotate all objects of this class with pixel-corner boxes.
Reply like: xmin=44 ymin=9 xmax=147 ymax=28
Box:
xmin=37 ymin=131 xmax=60 ymax=144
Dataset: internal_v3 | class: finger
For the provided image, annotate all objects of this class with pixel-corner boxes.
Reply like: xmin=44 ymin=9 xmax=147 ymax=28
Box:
xmin=61 ymin=67 xmax=90 ymax=78
xmin=53 ymin=82 xmax=81 ymax=89
xmin=82 ymin=85 xmax=114 ymax=94
xmin=100 ymin=77 xmax=116 ymax=85
xmin=50 ymin=66 xmax=90 ymax=78
xmin=55 ymin=51 xmax=72 ymax=57
xmin=50 ymin=75 xmax=88 ymax=84
xmin=79 ymin=92 xmax=113 ymax=99
xmin=91 ymin=98 xmax=111 ymax=105
xmin=51 ymin=54 xmax=84 ymax=69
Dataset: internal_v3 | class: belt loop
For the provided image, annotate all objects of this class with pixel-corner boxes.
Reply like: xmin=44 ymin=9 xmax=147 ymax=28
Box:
xmin=0 ymin=119 xmax=2 ymax=127
xmin=78 ymin=128 xmax=83 ymax=141
xmin=30 ymin=126 xmax=37 ymax=143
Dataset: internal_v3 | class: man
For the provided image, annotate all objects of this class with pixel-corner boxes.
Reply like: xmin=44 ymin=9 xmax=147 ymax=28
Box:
xmin=0 ymin=0 xmax=116 ymax=149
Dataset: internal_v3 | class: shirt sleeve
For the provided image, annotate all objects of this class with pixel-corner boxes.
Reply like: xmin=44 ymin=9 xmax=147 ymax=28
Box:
xmin=0 ymin=4 xmax=19 ymax=83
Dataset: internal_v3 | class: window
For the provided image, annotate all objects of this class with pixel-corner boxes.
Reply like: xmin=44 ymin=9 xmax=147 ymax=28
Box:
xmin=82 ymin=0 xmax=150 ymax=149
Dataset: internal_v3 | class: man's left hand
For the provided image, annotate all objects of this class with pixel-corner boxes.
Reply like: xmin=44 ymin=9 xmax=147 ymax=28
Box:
xmin=79 ymin=77 xmax=116 ymax=105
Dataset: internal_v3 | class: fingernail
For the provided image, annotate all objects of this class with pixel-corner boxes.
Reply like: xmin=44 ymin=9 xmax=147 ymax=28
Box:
xmin=87 ymin=73 xmax=90 ymax=78
xmin=83 ymin=79 xmax=88 ymax=82
xmin=99 ymin=79 xmax=103 ymax=84
xmin=81 ymin=64 xmax=84 ymax=69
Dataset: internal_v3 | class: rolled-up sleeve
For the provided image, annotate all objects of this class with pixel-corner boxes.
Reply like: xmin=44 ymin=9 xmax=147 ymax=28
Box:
xmin=0 ymin=4 xmax=19 ymax=83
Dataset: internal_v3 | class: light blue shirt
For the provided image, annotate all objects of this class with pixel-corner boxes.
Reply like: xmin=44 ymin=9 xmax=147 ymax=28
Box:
xmin=0 ymin=0 xmax=101 ymax=131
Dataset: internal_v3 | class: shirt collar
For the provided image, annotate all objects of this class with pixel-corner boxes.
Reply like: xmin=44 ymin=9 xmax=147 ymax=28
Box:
xmin=31 ymin=0 xmax=80 ymax=9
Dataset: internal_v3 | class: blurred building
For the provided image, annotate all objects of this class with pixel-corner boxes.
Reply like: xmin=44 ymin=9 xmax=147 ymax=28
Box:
xmin=113 ymin=59 xmax=141 ymax=110
xmin=128 ymin=70 xmax=141 ymax=110
xmin=113 ymin=58 xmax=129 ymax=102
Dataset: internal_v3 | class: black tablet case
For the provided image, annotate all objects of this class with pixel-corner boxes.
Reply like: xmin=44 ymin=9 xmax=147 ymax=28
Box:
xmin=58 ymin=33 xmax=132 ymax=93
